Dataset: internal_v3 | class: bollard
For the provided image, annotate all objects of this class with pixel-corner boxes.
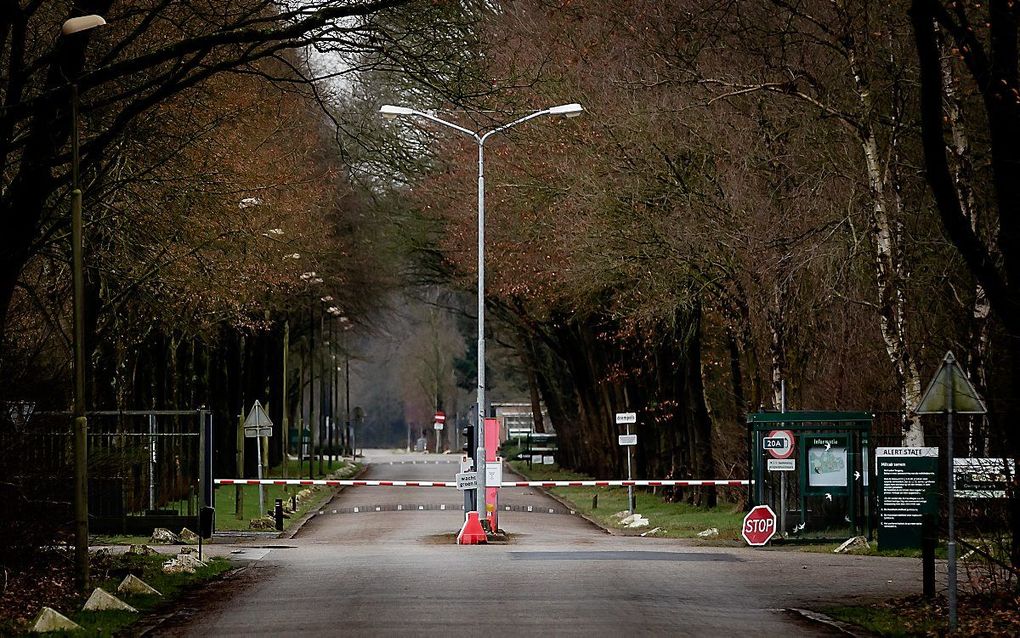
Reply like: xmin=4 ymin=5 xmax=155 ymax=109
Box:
xmin=275 ymin=499 xmax=284 ymax=531
xmin=921 ymin=515 xmax=936 ymax=600
xmin=592 ymin=493 xmax=598 ymax=510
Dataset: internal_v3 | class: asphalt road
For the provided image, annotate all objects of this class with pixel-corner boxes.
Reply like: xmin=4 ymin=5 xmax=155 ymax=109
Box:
xmin=157 ymin=450 xmax=926 ymax=636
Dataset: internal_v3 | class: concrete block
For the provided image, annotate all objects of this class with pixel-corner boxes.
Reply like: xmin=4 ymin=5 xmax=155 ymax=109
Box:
xmin=117 ymin=574 xmax=162 ymax=597
xmin=82 ymin=588 xmax=138 ymax=613
xmin=29 ymin=607 xmax=81 ymax=632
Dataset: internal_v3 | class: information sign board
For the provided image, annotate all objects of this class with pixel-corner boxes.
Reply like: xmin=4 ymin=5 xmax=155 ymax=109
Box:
xmin=876 ymin=447 xmax=939 ymax=550
xmin=615 ymin=412 xmax=637 ymax=425
xmin=954 ymin=458 xmax=1015 ymax=498
xmin=618 ymin=434 xmax=637 ymax=446
xmin=805 ymin=435 xmax=848 ymax=491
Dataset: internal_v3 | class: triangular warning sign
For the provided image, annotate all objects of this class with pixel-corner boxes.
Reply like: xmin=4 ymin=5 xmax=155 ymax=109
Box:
xmin=915 ymin=351 xmax=987 ymax=414
xmin=244 ymin=400 xmax=274 ymax=428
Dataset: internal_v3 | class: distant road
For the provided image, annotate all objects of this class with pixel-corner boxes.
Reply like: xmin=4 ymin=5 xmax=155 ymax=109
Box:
xmin=160 ymin=449 xmax=923 ymax=636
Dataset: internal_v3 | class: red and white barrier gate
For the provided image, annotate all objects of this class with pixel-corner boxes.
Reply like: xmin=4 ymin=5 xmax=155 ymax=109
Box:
xmin=214 ymin=479 xmax=749 ymax=488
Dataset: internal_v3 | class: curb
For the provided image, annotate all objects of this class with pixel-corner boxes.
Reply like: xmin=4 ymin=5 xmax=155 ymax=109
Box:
xmin=504 ymin=464 xmax=613 ymax=535
xmin=786 ymin=608 xmax=875 ymax=637
xmin=135 ymin=564 xmax=250 ymax=636
xmin=281 ymin=462 xmax=370 ymax=539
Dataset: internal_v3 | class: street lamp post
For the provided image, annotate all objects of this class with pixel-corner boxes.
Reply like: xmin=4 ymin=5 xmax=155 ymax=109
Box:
xmin=379 ymin=103 xmax=582 ymax=514
xmin=300 ymin=272 xmax=322 ymax=479
xmin=61 ymin=13 xmax=107 ymax=593
xmin=324 ymin=304 xmax=344 ymax=467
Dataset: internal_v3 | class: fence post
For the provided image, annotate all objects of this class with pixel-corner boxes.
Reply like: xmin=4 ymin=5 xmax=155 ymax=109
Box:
xmin=235 ymin=413 xmax=244 ymax=520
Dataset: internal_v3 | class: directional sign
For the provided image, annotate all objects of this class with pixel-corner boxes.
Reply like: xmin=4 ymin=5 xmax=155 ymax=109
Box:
xmin=243 ymin=400 xmax=273 ymax=438
xmin=434 ymin=411 xmax=446 ymax=430
xmin=742 ymin=505 xmax=777 ymax=546
xmin=456 ymin=471 xmax=478 ymax=491
xmin=764 ymin=430 xmax=794 ymax=459
xmin=615 ymin=412 xmax=637 ymax=425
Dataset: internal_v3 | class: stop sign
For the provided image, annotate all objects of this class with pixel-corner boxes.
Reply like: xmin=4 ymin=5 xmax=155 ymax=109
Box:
xmin=742 ymin=505 xmax=777 ymax=546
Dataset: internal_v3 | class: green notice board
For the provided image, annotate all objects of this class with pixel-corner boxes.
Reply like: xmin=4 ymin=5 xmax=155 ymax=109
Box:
xmin=876 ymin=447 xmax=939 ymax=550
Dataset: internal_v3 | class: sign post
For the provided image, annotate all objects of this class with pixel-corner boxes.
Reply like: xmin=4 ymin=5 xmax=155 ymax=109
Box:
xmin=616 ymin=412 xmax=637 ymax=514
xmin=244 ymin=401 xmax=274 ymax=517
xmin=433 ymin=411 xmax=445 ymax=454
xmin=914 ymin=351 xmax=987 ymax=631
xmin=741 ymin=504 xmax=777 ymax=546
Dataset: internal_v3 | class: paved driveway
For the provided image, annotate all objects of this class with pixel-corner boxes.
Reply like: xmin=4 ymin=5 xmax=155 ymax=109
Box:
xmin=158 ymin=449 xmax=923 ymax=636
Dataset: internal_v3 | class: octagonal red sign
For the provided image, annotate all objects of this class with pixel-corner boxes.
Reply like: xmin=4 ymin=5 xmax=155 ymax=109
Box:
xmin=742 ymin=505 xmax=777 ymax=546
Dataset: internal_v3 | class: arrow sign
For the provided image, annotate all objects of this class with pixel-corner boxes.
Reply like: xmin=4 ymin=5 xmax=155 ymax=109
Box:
xmin=915 ymin=351 xmax=987 ymax=414
xmin=243 ymin=400 xmax=273 ymax=438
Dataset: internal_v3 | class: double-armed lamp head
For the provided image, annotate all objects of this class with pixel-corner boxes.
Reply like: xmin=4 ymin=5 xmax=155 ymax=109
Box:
xmin=379 ymin=103 xmax=583 ymax=120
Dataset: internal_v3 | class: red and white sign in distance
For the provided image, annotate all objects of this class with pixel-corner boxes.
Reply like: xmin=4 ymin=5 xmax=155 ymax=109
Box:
xmin=434 ymin=411 xmax=446 ymax=430
xmin=763 ymin=429 xmax=795 ymax=459
xmin=741 ymin=505 xmax=778 ymax=546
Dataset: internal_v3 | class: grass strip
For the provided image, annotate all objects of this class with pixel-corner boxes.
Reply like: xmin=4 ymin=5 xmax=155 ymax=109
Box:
xmin=508 ymin=461 xmax=745 ymax=540
xmin=5 ymin=552 xmax=232 ymax=637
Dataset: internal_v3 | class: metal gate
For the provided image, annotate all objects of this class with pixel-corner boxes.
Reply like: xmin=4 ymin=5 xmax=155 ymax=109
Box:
xmin=5 ymin=409 xmax=212 ymax=536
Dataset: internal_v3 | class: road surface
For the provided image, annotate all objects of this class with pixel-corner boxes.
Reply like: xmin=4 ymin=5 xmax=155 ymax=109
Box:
xmin=157 ymin=449 xmax=924 ymax=636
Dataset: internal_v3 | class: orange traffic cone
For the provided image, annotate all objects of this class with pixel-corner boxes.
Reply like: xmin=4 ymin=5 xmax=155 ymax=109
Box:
xmin=457 ymin=511 xmax=487 ymax=545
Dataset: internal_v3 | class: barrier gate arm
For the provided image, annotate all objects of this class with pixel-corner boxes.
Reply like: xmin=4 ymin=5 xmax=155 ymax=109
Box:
xmin=214 ymin=479 xmax=750 ymax=488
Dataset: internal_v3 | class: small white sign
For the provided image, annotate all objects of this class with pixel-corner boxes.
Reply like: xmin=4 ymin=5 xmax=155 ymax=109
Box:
xmin=615 ymin=412 xmax=637 ymax=425
xmin=543 ymin=455 xmax=555 ymax=465
xmin=768 ymin=458 xmax=796 ymax=472
xmin=459 ymin=455 xmax=474 ymax=472
xmin=434 ymin=422 xmax=444 ymax=430
xmin=456 ymin=471 xmax=477 ymax=491
xmin=485 ymin=460 xmax=503 ymax=487
xmin=618 ymin=434 xmax=638 ymax=446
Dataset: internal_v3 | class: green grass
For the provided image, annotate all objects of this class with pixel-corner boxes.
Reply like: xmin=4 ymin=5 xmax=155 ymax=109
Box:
xmin=510 ymin=461 xmax=745 ymax=540
xmin=15 ymin=553 xmax=232 ymax=637
xmin=212 ymin=457 xmax=361 ymax=531
xmin=821 ymin=604 xmax=939 ymax=636
xmin=90 ymin=535 xmax=154 ymax=546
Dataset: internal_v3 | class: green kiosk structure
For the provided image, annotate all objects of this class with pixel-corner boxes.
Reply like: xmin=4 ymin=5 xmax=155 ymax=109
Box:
xmin=747 ymin=411 xmax=874 ymax=540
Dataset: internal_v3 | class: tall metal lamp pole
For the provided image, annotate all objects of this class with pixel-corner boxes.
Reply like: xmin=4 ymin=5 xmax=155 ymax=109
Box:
xmin=61 ymin=13 xmax=107 ymax=593
xmin=379 ymin=103 xmax=583 ymax=514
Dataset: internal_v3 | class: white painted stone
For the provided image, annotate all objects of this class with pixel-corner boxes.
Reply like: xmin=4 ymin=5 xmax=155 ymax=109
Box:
xmin=834 ymin=536 xmax=870 ymax=554
xmin=620 ymin=514 xmax=649 ymax=528
xmin=82 ymin=588 xmax=138 ymax=613
xmin=29 ymin=607 xmax=81 ymax=632
xmin=117 ymin=574 xmax=162 ymax=597
xmin=179 ymin=528 xmax=199 ymax=544
xmin=162 ymin=553 xmax=208 ymax=574
xmin=696 ymin=527 xmax=719 ymax=538
xmin=126 ymin=544 xmax=157 ymax=556
xmin=150 ymin=528 xmax=180 ymax=544
xmin=626 ymin=517 xmax=649 ymax=529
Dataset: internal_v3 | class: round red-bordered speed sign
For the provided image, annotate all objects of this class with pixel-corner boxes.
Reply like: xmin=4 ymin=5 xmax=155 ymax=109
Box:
xmin=742 ymin=505 xmax=777 ymax=546
xmin=764 ymin=429 xmax=795 ymax=459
